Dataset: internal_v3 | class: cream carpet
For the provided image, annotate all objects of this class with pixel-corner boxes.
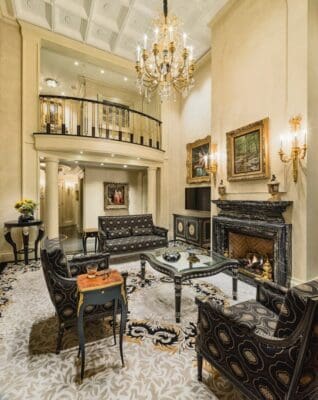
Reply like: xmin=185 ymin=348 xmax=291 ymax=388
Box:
xmin=0 ymin=259 xmax=251 ymax=400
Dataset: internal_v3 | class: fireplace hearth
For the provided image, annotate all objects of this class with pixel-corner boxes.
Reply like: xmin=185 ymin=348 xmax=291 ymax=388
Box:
xmin=212 ymin=200 xmax=292 ymax=287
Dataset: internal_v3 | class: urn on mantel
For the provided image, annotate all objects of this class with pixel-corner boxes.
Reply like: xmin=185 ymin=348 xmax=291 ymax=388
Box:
xmin=267 ymin=174 xmax=281 ymax=201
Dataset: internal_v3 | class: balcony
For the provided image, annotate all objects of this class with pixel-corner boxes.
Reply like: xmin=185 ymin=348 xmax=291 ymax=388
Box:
xmin=34 ymin=95 xmax=163 ymax=152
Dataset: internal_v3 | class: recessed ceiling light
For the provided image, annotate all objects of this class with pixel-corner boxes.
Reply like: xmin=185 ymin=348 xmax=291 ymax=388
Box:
xmin=45 ymin=78 xmax=58 ymax=88
xmin=80 ymin=150 xmax=83 ymax=154
xmin=123 ymin=165 xmax=128 ymax=168
xmin=61 ymin=91 xmax=65 ymax=96
xmin=40 ymin=156 xmax=44 ymax=160
xmin=124 ymin=77 xmax=128 ymax=81
xmin=101 ymin=163 xmax=104 ymax=166
xmin=111 ymin=153 xmax=115 ymax=157
xmin=74 ymin=160 xmax=78 ymax=164
xmin=39 ymin=86 xmax=42 ymax=91
xmin=100 ymin=69 xmax=105 ymax=74
xmin=137 ymin=157 xmax=140 ymax=160
xmin=74 ymin=61 xmax=79 ymax=66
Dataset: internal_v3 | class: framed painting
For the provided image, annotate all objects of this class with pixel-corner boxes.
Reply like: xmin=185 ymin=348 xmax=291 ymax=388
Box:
xmin=104 ymin=182 xmax=129 ymax=210
xmin=186 ymin=136 xmax=211 ymax=184
xmin=226 ymin=119 xmax=269 ymax=181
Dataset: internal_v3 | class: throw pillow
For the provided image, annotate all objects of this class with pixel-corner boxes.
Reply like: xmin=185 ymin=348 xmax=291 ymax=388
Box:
xmin=107 ymin=227 xmax=131 ymax=239
xmin=132 ymin=227 xmax=153 ymax=236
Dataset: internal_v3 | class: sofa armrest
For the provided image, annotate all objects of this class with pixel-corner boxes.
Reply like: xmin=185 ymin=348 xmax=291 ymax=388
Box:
xmin=68 ymin=252 xmax=110 ymax=277
xmin=153 ymin=226 xmax=168 ymax=238
xmin=256 ymin=278 xmax=287 ymax=316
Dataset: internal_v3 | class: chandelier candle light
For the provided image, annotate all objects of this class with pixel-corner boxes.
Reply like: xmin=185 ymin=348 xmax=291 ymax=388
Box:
xmin=279 ymin=115 xmax=307 ymax=183
xmin=135 ymin=0 xmax=195 ymax=101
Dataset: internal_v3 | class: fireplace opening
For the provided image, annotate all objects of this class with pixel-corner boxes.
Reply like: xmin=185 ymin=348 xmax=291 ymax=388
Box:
xmin=228 ymin=232 xmax=274 ymax=281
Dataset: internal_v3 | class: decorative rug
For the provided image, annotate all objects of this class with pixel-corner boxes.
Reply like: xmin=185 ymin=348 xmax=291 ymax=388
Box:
xmin=0 ymin=260 xmax=246 ymax=400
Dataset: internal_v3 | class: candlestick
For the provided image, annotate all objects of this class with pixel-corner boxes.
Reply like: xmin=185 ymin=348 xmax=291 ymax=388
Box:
xmin=168 ymin=26 xmax=173 ymax=41
xmin=154 ymin=27 xmax=159 ymax=43
xmin=143 ymin=34 xmax=147 ymax=49
xmin=183 ymin=32 xmax=187 ymax=48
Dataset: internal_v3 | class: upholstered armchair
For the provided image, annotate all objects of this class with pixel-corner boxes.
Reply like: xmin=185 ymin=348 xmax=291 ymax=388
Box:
xmin=41 ymin=238 xmax=127 ymax=354
xmin=196 ymin=279 xmax=318 ymax=400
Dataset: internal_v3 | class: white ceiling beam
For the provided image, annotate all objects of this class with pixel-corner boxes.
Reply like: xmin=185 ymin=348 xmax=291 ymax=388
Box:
xmin=84 ymin=0 xmax=96 ymax=41
xmin=111 ymin=0 xmax=135 ymax=53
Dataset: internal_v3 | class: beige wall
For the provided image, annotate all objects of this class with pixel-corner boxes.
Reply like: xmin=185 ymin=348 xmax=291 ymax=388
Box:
xmin=83 ymin=167 xmax=145 ymax=229
xmin=0 ymin=19 xmax=22 ymax=260
xmin=164 ymin=58 xmax=212 ymax=235
xmin=210 ymin=0 xmax=313 ymax=283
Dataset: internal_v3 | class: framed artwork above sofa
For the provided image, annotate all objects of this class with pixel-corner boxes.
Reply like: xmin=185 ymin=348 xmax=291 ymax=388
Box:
xmin=104 ymin=182 xmax=129 ymax=210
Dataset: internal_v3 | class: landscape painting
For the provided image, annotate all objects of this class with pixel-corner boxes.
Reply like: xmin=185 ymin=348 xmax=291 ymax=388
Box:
xmin=227 ymin=119 xmax=269 ymax=181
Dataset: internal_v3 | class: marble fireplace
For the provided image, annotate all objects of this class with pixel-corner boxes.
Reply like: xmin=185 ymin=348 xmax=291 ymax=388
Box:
xmin=212 ymin=200 xmax=293 ymax=287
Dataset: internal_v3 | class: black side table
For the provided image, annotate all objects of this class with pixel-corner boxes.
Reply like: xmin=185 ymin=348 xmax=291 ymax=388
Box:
xmin=77 ymin=270 xmax=127 ymax=382
xmin=4 ymin=220 xmax=44 ymax=265
xmin=82 ymin=228 xmax=99 ymax=255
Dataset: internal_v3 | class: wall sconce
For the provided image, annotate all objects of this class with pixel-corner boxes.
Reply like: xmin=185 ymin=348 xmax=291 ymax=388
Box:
xmin=206 ymin=143 xmax=218 ymax=185
xmin=279 ymin=115 xmax=307 ymax=183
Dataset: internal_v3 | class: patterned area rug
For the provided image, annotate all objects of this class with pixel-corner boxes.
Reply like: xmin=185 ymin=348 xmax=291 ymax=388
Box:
xmin=0 ymin=260 xmax=245 ymax=400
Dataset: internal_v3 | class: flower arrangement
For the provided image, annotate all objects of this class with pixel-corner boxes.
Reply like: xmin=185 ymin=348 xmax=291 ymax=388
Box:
xmin=14 ymin=199 xmax=37 ymax=222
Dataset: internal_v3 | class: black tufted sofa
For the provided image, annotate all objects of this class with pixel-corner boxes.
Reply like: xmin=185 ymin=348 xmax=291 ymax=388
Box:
xmin=98 ymin=214 xmax=168 ymax=254
xmin=196 ymin=279 xmax=318 ymax=400
xmin=41 ymin=238 xmax=127 ymax=354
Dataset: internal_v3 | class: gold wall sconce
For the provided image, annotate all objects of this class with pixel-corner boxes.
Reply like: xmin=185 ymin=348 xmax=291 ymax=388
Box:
xmin=279 ymin=115 xmax=307 ymax=183
xmin=206 ymin=143 xmax=218 ymax=185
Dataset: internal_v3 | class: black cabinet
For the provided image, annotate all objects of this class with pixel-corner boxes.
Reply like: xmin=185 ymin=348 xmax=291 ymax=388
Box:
xmin=173 ymin=214 xmax=210 ymax=248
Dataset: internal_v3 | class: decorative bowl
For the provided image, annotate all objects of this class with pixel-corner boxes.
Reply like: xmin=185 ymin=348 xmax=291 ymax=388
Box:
xmin=162 ymin=251 xmax=181 ymax=262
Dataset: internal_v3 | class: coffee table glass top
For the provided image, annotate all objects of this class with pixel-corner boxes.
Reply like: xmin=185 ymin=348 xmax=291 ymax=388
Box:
xmin=144 ymin=243 xmax=237 ymax=274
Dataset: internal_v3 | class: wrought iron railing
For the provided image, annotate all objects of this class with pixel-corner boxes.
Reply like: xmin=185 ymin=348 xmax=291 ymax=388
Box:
xmin=35 ymin=95 xmax=162 ymax=150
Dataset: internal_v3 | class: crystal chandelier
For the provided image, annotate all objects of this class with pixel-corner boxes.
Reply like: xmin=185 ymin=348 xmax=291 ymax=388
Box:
xmin=135 ymin=0 xmax=195 ymax=101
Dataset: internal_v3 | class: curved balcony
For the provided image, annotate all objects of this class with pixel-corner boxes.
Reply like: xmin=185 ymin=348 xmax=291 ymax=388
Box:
xmin=34 ymin=95 xmax=163 ymax=152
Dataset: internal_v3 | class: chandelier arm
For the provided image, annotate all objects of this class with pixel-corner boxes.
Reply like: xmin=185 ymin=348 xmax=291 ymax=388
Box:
xmin=144 ymin=64 xmax=159 ymax=81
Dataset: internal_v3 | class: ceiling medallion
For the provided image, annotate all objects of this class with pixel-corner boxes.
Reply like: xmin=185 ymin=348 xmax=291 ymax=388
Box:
xmin=135 ymin=0 xmax=195 ymax=101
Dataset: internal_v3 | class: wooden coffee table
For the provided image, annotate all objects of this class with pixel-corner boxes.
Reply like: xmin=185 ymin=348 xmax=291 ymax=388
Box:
xmin=140 ymin=246 xmax=239 ymax=323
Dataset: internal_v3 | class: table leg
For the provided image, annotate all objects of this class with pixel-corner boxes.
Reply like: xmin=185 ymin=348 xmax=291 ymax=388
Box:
xmin=34 ymin=225 xmax=45 ymax=261
xmin=140 ymin=259 xmax=146 ymax=287
xmin=94 ymin=236 xmax=97 ymax=253
xmin=22 ymin=227 xmax=30 ymax=265
xmin=82 ymin=234 xmax=87 ymax=255
xmin=4 ymin=228 xmax=18 ymax=264
xmin=112 ymin=298 xmax=118 ymax=345
xmin=119 ymin=297 xmax=127 ymax=367
xmin=232 ymin=265 xmax=238 ymax=300
xmin=77 ymin=303 xmax=86 ymax=382
xmin=174 ymin=276 xmax=182 ymax=323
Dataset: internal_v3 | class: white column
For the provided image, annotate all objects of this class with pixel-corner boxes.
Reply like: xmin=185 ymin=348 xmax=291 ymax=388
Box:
xmin=45 ymin=158 xmax=59 ymax=239
xmin=147 ymin=166 xmax=157 ymax=223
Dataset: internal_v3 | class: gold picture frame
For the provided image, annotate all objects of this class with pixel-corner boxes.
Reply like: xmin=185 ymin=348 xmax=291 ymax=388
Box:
xmin=104 ymin=182 xmax=129 ymax=210
xmin=226 ymin=118 xmax=269 ymax=181
xmin=186 ymin=136 xmax=211 ymax=184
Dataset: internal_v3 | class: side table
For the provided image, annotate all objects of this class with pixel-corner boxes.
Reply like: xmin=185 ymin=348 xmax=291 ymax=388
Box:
xmin=4 ymin=219 xmax=45 ymax=265
xmin=77 ymin=269 xmax=127 ymax=382
xmin=82 ymin=228 xmax=99 ymax=254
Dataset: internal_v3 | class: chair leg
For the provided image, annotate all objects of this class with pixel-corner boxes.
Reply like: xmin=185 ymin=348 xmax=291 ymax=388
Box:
xmin=56 ymin=323 xmax=64 ymax=354
xmin=197 ymin=353 xmax=203 ymax=381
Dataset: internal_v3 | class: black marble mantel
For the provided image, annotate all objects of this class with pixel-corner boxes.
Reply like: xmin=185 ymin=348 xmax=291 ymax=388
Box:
xmin=212 ymin=200 xmax=293 ymax=286
xmin=212 ymin=200 xmax=293 ymax=223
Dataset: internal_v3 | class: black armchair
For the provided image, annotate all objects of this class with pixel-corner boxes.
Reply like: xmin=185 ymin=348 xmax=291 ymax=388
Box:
xmin=40 ymin=238 xmax=127 ymax=354
xmin=196 ymin=279 xmax=318 ymax=400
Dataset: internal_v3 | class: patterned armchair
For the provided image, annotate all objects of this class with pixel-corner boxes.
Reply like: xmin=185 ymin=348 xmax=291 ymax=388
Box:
xmin=98 ymin=214 xmax=168 ymax=254
xmin=196 ymin=279 xmax=318 ymax=400
xmin=40 ymin=238 xmax=127 ymax=354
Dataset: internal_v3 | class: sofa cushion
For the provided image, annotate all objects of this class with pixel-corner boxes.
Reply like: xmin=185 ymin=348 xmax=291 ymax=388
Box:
xmin=107 ymin=227 xmax=131 ymax=239
xmin=104 ymin=235 xmax=167 ymax=253
xmin=132 ymin=227 xmax=153 ymax=236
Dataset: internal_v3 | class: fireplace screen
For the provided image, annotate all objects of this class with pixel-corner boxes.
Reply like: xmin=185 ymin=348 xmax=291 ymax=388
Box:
xmin=228 ymin=232 xmax=274 ymax=280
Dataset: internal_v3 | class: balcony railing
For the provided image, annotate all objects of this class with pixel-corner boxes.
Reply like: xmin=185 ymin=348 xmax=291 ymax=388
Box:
xmin=35 ymin=95 xmax=162 ymax=150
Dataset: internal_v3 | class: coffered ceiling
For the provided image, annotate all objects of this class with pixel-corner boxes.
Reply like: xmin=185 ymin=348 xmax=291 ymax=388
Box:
xmin=2 ymin=0 xmax=228 ymax=61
